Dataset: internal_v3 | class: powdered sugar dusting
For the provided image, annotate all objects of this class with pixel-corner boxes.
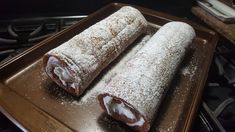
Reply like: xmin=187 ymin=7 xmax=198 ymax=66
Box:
xmin=181 ymin=65 xmax=197 ymax=80
xmin=45 ymin=6 xmax=148 ymax=95
xmin=74 ymin=28 xmax=154 ymax=106
xmin=39 ymin=21 xmax=197 ymax=131
xmin=99 ymin=22 xmax=195 ymax=123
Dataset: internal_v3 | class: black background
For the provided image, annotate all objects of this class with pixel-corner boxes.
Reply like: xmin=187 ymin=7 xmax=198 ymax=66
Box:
xmin=0 ymin=0 xmax=196 ymax=20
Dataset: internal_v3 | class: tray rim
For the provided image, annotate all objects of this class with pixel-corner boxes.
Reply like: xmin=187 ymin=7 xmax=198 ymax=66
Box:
xmin=0 ymin=2 xmax=219 ymax=132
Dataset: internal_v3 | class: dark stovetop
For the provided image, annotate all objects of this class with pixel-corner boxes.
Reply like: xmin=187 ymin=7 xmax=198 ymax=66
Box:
xmin=0 ymin=15 xmax=86 ymax=63
xmin=0 ymin=0 xmax=195 ymax=20
xmin=192 ymin=38 xmax=235 ymax=132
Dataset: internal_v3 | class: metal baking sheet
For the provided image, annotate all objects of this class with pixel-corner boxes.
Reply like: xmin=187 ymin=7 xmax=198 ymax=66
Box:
xmin=0 ymin=3 xmax=218 ymax=132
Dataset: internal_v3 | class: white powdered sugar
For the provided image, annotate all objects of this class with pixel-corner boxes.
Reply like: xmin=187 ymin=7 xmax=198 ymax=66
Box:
xmin=99 ymin=21 xmax=196 ymax=124
xmin=76 ymin=30 xmax=154 ymax=105
xmin=45 ymin=6 xmax=148 ymax=95
xmin=181 ymin=65 xmax=197 ymax=80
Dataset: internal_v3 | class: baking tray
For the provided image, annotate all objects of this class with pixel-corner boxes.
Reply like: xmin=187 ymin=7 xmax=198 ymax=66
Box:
xmin=0 ymin=3 xmax=218 ymax=132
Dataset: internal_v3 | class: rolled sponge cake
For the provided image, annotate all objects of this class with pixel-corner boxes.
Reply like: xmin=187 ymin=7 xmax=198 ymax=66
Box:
xmin=43 ymin=6 xmax=148 ymax=96
xmin=97 ymin=21 xmax=196 ymax=132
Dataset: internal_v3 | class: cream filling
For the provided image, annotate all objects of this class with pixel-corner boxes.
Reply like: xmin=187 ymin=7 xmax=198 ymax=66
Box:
xmin=103 ymin=96 xmax=113 ymax=115
xmin=46 ymin=56 xmax=81 ymax=90
xmin=127 ymin=117 xmax=145 ymax=127
xmin=103 ymin=95 xmax=142 ymax=122
xmin=113 ymin=102 xmax=135 ymax=120
xmin=103 ymin=95 xmax=145 ymax=126
xmin=53 ymin=66 xmax=80 ymax=89
xmin=54 ymin=66 xmax=71 ymax=86
xmin=70 ymin=83 xmax=76 ymax=89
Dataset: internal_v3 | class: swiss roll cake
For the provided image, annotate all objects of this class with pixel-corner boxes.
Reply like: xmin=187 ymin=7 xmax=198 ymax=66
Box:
xmin=43 ymin=6 xmax=148 ymax=96
xmin=97 ymin=22 xmax=196 ymax=132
